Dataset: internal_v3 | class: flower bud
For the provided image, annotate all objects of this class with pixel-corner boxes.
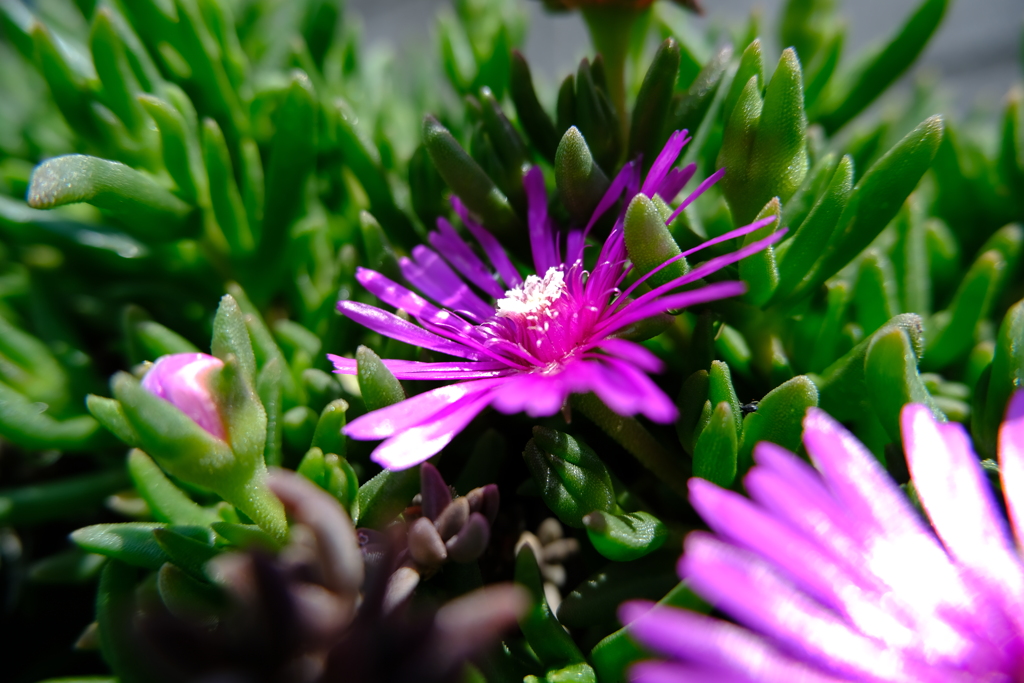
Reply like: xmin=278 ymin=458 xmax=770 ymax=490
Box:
xmin=140 ymin=353 xmax=227 ymax=441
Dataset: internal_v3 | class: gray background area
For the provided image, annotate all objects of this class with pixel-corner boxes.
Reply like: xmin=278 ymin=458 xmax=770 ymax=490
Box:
xmin=350 ymin=0 xmax=1022 ymax=115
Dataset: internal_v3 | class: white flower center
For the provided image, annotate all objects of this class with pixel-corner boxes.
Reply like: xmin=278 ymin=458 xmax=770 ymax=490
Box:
xmin=496 ymin=267 xmax=565 ymax=318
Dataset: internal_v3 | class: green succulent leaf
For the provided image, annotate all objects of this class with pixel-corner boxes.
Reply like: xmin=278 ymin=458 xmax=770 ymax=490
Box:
xmin=27 ymin=155 xmax=197 ymax=241
xmin=583 ymin=510 xmax=668 ymax=562
xmin=423 ymin=114 xmax=522 ymax=240
xmin=692 ymin=401 xmax=738 ymax=489
xmin=523 ymin=427 xmax=617 ymax=528
xmin=515 ymin=543 xmax=589 ymax=670
xmin=814 ymin=0 xmax=949 ymax=133
xmin=510 ymin=50 xmax=560 ymax=162
xmin=738 ymin=376 xmax=819 ymax=473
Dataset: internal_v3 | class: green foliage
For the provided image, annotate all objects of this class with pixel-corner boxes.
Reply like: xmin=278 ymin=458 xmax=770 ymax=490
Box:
xmin=0 ymin=0 xmax=1020 ymax=680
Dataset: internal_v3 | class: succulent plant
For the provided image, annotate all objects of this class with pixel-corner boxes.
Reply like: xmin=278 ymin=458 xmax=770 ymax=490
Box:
xmin=0 ymin=0 xmax=1021 ymax=681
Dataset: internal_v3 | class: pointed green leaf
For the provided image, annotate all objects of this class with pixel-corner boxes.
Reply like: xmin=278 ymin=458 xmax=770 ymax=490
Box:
xmin=87 ymin=394 xmax=141 ymax=447
xmin=853 ymin=249 xmax=900 ymax=336
xmin=356 ymin=466 xmax=420 ymax=529
xmin=1 ymin=469 xmax=127 ymax=526
xmin=524 ymin=427 xmax=616 ymax=528
xmin=202 ymin=117 xmax=254 ymax=255
xmin=815 ymin=0 xmax=949 ymax=133
xmin=708 ymin=360 xmax=742 ymax=436
xmin=802 ymin=116 xmax=944 ymax=296
xmin=865 ymin=327 xmax=945 ymax=443
xmin=583 ymin=510 xmax=668 ymax=562
xmin=723 ymin=39 xmax=763 ymax=124
xmin=924 ymin=249 xmax=1007 ymax=370
xmin=556 ymin=126 xmax=610 ymax=227
xmin=0 ymin=381 xmax=103 ymax=452
xmin=153 ymin=526 xmax=220 ymax=581
xmin=359 ymin=210 xmax=401 ymax=282
xmin=629 ymin=38 xmax=681 ymax=163
xmin=210 ymin=521 xmax=282 ymax=552
xmin=31 ymin=21 xmax=99 ymax=140
xmin=72 ymin=522 xmax=202 ymax=569
xmin=90 ymin=8 xmax=146 ymax=134
xmin=211 ymin=293 xmax=256 ymax=383
xmin=738 ymin=376 xmax=818 ymax=473
xmin=672 ymin=45 xmax=731 ymax=136
xmin=692 ymin=402 xmax=738 ymax=488
xmin=311 ymin=398 xmax=349 ymax=460
xmin=356 ymin=345 xmax=404 ymax=412
xmin=510 ymin=50 xmax=560 ymax=162
xmin=259 ymin=70 xmax=316 ymax=267
xmin=27 ymin=155 xmax=197 ymax=242
xmin=717 ymin=76 xmax=763 ymax=225
xmin=423 ymin=114 xmax=522 ymax=240
xmin=773 ymin=155 xmax=853 ymax=305
xmin=139 ymin=90 xmax=204 ymax=204
xmin=515 ymin=543 xmax=587 ymax=668
xmin=256 ymin=357 xmax=282 ymax=466
xmin=127 ymin=449 xmax=220 ymax=526
xmin=815 ymin=313 xmax=924 ymax=422
xmin=624 ymin=194 xmax=686 ymax=290
xmin=740 ymin=197 xmax=781 ymax=306
xmin=332 ymin=100 xmax=419 ymax=249
xmin=751 ymin=48 xmax=808 ymax=206
xmin=675 ymin=369 xmax=709 ymax=453
xmin=978 ymin=300 xmax=1024 ymax=457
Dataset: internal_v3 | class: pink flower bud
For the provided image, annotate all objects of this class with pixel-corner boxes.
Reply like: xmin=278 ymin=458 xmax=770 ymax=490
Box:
xmin=141 ymin=353 xmax=227 ymax=441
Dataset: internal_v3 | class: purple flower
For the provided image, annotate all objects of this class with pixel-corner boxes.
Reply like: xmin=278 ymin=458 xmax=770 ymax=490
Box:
xmin=621 ymin=394 xmax=1024 ymax=682
xmin=329 ymin=131 xmax=780 ymax=470
xmin=141 ymin=352 xmax=227 ymax=441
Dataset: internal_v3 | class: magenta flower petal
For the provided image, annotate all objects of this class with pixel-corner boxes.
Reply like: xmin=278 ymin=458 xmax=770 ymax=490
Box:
xmin=525 ymin=166 xmax=559 ymax=273
xmin=667 ymin=166 xmax=726 ymax=224
xmin=356 ymin=267 xmax=476 ymax=337
xmin=452 ymin=197 xmax=522 ymax=289
xmin=582 ymin=161 xmax=640 ymax=241
xmin=628 ymin=396 xmax=1024 ymax=681
xmin=429 ymin=218 xmax=507 ymax=298
xmin=681 ymin=533 xmax=905 ymax=680
xmin=331 ymin=131 xmax=775 ymax=469
xmin=1001 ymin=391 xmax=1024 ymax=546
xmin=903 ymin=405 xmax=1024 ymax=637
xmin=589 ymin=356 xmax=678 ymax=423
xmin=641 ymin=129 xmax=688 ymax=197
xmin=620 ymin=601 xmax=848 ymax=683
xmin=656 ymin=162 xmax=697 ymax=203
xmin=489 ymin=371 xmax=571 ymax=417
xmin=679 ymin=215 xmax=781 ymax=258
xmin=369 ymin=386 xmax=497 ymax=469
xmin=140 ymin=352 xmax=227 ymax=441
xmin=401 ymin=247 xmax=494 ymax=321
xmin=334 ymin=302 xmax=482 ymax=360
xmin=608 ymin=228 xmax=782 ymax=324
xmin=744 ymin=444 xmax=877 ymax=580
xmin=328 ymin=355 xmax=512 ymax=380
xmin=593 ymin=338 xmax=664 ymax=373
xmin=802 ymin=409 xmax=938 ymax=550
xmin=344 ymin=379 xmax=504 ymax=440
xmin=596 ymin=281 xmax=748 ymax=338
xmin=611 ymin=215 xmax=779 ymax=312
xmin=689 ymin=478 xmax=859 ymax=616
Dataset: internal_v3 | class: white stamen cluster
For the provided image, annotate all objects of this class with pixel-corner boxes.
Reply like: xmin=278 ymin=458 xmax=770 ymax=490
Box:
xmin=496 ymin=267 xmax=565 ymax=318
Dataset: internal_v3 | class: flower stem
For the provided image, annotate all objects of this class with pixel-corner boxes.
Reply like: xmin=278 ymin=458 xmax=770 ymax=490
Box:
xmin=571 ymin=393 xmax=690 ymax=497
